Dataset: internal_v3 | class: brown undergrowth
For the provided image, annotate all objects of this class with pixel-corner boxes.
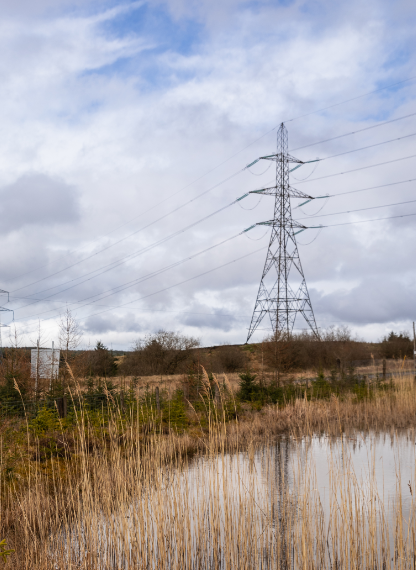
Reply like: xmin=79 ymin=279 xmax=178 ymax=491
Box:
xmin=1 ymin=374 xmax=416 ymax=568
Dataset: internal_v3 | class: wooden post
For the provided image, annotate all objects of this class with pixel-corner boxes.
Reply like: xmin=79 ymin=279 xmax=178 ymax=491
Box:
xmin=35 ymin=339 xmax=40 ymax=403
xmin=49 ymin=341 xmax=55 ymax=392
xmin=382 ymin=359 xmax=386 ymax=380
xmin=56 ymin=396 xmax=67 ymax=418
xmin=63 ymin=396 xmax=67 ymax=418
xmin=336 ymin=358 xmax=341 ymax=373
xmin=155 ymin=386 xmax=160 ymax=412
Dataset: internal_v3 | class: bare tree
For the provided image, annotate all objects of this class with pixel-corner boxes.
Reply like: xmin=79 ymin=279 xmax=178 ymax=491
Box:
xmin=120 ymin=330 xmax=200 ymax=376
xmin=0 ymin=324 xmax=31 ymax=400
xmin=58 ymin=309 xmax=82 ymax=389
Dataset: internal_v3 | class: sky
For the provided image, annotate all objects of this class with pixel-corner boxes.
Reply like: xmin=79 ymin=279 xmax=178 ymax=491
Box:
xmin=0 ymin=0 xmax=416 ymax=349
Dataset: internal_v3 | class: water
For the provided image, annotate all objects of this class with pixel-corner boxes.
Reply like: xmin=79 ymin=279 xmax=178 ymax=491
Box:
xmin=58 ymin=429 xmax=416 ymax=568
xmin=255 ymin=431 xmax=416 ymax=521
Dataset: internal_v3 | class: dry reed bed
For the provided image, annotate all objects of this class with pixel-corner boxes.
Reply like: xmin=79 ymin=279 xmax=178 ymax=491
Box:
xmin=1 ymin=375 xmax=416 ymax=568
xmin=214 ymin=375 xmax=416 ymax=447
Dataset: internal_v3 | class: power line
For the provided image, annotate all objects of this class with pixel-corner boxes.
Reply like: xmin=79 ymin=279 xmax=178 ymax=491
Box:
xmin=10 ymin=102 xmax=416 ymax=296
xmin=325 ymin=211 xmax=416 ymax=228
xmin=330 ymin=177 xmax=416 ymax=198
xmin=295 ymin=153 xmax=416 ymax=184
xmin=286 ymin=75 xmax=416 ymax=123
xmin=12 ymin=200 xmax=416 ymax=334
xmin=246 ymin=209 xmax=416 ymax=234
xmin=7 ymin=78 xmax=416 ymax=332
xmin=8 ymin=297 xmax=250 ymax=320
xmin=17 ymin=204 xmax=416 ymax=322
xmin=14 ymin=230 xmax=244 ymax=319
xmin=15 ymin=160 xmax=416 ymax=315
xmin=290 ymin=110 xmax=416 ymax=152
xmin=319 ymin=131 xmax=416 ymax=162
xmin=8 ymin=76 xmax=416 ymax=287
xmin=10 ymin=169 xmax=245 ymax=294
xmin=295 ymin=198 xmax=416 ymax=221
xmin=11 ymin=190 xmax=248 ymax=302
xmin=14 ymin=246 xmax=265 ymax=325
xmin=17 ymin=131 xmax=410 ymax=298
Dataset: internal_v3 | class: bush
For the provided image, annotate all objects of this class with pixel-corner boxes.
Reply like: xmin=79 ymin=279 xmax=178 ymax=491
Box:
xmin=84 ymin=341 xmax=118 ymax=377
xmin=210 ymin=345 xmax=248 ymax=373
xmin=120 ymin=331 xmax=200 ymax=376
xmin=29 ymin=406 xmax=60 ymax=435
xmin=237 ymin=372 xmax=259 ymax=402
xmin=261 ymin=326 xmax=371 ymax=373
xmin=380 ymin=331 xmax=413 ymax=359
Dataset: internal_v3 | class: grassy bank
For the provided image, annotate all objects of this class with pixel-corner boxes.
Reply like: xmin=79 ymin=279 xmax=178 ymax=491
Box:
xmin=1 ymin=372 xmax=416 ymax=568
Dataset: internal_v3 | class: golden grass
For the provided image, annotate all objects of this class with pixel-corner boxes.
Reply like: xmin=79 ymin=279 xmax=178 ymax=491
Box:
xmin=1 ymin=374 xmax=416 ymax=568
xmin=100 ymin=356 xmax=415 ymax=393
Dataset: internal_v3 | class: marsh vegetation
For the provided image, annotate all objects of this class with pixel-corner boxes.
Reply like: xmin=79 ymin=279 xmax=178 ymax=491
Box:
xmin=1 ymin=325 xmax=416 ymax=568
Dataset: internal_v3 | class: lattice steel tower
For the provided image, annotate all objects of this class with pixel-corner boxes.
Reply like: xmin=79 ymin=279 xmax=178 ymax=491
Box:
xmin=246 ymin=123 xmax=319 ymax=342
xmin=0 ymin=289 xmax=13 ymax=360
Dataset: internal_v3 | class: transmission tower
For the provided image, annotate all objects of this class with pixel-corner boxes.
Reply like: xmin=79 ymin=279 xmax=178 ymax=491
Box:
xmin=0 ymin=289 xmax=13 ymax=360
xmin=246 ymin=123 xmax=320 ymax=342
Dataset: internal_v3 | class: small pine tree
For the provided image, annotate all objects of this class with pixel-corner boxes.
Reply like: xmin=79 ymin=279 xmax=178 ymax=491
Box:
xmin=238 ymin=372 xmax=258 ymax=401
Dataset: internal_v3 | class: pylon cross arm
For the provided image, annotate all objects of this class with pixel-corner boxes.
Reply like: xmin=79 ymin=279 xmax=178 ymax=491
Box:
xmin=256 ymin=220 xmax=307 ymax=230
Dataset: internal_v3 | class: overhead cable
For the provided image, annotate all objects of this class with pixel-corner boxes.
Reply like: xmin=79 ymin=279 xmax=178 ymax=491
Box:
xmin=295 ymin=153 xmax=416 ymax=184
xmin=320 ymin=131 xmax=416 ymax=161
xmin=14 ymin=230 xmax=244 ymax=319
xmin=8 ymin=76 xmax=416 ymax=286
xmin=14 ymin=246 xmax=265 ymax=325
xmin=295 ymin=198 xmax=416 ymax=221
xmin=331 ymin=177 xmax=416 ymax=197
xmin=286 ymin=75 xmax=416 ymax=123
xmin=10 ymin=168 xmax=245 ymax=294
xmin=325 ymin=212 xmax=416 ymax=227
xmin=290 ymin=110 xmax=416 ymax=152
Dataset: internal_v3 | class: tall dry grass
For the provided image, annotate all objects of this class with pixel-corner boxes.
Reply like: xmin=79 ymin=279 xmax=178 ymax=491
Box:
xmin=1 ymin=374 xmax=416 ymax=568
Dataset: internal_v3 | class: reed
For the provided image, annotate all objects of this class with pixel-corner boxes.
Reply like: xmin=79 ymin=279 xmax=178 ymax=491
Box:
xmin=1 ymin=374 xmax=416 ymax=568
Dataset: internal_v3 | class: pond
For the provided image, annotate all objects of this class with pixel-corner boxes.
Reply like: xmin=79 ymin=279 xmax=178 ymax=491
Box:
xmin=58 ymin=429 xmax=416 ymax=569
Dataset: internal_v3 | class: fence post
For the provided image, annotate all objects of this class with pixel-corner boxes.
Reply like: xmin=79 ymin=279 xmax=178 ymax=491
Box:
xmin=49 ymin=341 xmax=55 ymax=392
xmin=56 ymin=398 xmax=64 ymax=418
xmin=382 ymin=359 xmax=386 ymax=380
xmin=35 ymin=339 xmax=40 ymax=403
xmin=155 ymin=386 xmax=160 ymax=412
xmin=56 ymin=396 xmax=67 ymax=419
xmin=336 ymin=358 xmax=341 ymax=374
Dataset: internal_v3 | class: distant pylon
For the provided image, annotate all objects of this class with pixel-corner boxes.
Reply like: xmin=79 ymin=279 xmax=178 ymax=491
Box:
xmin=0 ymin=289 xmax=13 ymax=360
xmin=246 ymin=123 xmax=319 ymax=342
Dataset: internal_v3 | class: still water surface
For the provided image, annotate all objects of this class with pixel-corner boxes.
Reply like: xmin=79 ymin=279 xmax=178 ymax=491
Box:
xmin=63 ymin=430 xmax=416 ymax=568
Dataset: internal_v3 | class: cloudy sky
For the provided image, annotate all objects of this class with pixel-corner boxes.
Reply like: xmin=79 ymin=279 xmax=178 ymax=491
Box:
xmin=0 ymin=0 xmax=415 ymax=349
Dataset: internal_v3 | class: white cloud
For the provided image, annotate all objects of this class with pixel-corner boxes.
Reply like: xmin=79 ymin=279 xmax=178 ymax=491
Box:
xmin=1 ymin=0 xmax=416 ymax=348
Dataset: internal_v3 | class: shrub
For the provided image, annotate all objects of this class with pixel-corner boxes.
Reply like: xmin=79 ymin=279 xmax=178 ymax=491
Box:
xmin=120 ymin=331 xmax=200 ymax=376
xmin=380 ymin=331 xmax=413 ymax=359
xmin=209 ymin=345 xmax=248 ymax=373
xmin=237 ymin=372 xmax=259 ymax=402
xmin=84 ymin=341 xmax=118 ymax=377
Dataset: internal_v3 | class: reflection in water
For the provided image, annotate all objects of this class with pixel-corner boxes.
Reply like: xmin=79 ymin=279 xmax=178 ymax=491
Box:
xmin=59 ymin=431 xmax=416 ymax=569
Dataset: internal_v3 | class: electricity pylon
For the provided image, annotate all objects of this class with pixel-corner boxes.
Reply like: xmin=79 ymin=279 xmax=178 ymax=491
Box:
xmin=0 ymin=289 xmax=13 ymax=360
xmin=246 ymin=123 xmax=320 ymax=343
